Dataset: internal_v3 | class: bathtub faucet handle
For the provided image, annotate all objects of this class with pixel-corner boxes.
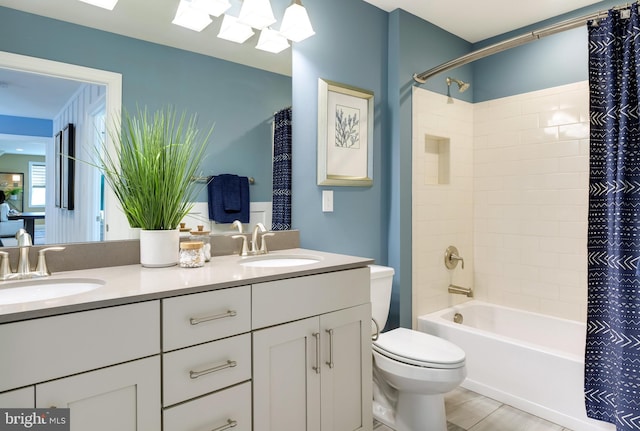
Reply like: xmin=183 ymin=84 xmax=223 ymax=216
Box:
xmin=445 ymin=246 xmax=465 ymax=270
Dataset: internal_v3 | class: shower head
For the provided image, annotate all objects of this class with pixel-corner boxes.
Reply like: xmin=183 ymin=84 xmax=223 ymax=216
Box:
xmin=446 ymin=85 xmax=454 ymax=104
xmin=446 ymin=77 xmax=470 ymax=93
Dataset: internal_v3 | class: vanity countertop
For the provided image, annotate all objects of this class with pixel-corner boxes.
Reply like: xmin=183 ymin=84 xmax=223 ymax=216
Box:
xmin=0 ymin=248 xmax=374 ymax=323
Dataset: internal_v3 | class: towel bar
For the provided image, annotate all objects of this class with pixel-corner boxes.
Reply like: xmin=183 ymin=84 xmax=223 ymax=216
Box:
xmin=191 ymin=175 xmax=255 ymax=184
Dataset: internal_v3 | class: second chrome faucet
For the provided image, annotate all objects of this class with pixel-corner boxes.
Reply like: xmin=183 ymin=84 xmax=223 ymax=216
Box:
xmin=231 ymin=221 xmax=274 ymax=256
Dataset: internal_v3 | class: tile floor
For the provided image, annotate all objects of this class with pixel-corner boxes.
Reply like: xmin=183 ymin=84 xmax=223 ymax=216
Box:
xmin=374 ymin=387 xmax=574 ymax=431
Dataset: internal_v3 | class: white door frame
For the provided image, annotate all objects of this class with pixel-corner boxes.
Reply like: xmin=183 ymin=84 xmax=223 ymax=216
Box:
xmin=0 ymin=51 xmax=129 ymax=241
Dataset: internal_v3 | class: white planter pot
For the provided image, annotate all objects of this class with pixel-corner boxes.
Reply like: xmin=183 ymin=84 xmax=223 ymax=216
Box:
xmin=139 ymin=229 xmax=179 ymax=268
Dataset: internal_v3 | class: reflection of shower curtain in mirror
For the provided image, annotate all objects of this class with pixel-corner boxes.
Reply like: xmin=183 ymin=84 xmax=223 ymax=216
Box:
xmin=272 ymin=107 xmax=292 ymax=230
xmin=586 ymin=5 xmax=640 ymax=430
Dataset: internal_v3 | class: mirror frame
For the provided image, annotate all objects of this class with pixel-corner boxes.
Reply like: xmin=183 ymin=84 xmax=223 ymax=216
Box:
xmin=0 ymin=51 xmax=128 ymax=242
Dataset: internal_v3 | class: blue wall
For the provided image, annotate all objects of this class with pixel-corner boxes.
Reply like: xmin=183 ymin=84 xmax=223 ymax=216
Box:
xmin=291 ymin=0 xmax=389 ymax=264
xmin=0 ymin=115 xmax=52 ymax=137
xmin=385 ymin=10 xmax=472 ymax=328
xmin=0 ymin=6 xmax=291 ymax=202
xmin=473 ymin=0 xmax=622 ymax=102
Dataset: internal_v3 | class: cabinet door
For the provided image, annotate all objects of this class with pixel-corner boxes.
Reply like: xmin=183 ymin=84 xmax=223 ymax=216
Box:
xmin=0 ymin=387 xmax=34 ymax=407
xmin=253 ymin=317 xmax=321 ymax=431
xmin=321 ymin=304 xmax=373 ymax=431
xmin=36 ymin=356 xmax=160 ymax=431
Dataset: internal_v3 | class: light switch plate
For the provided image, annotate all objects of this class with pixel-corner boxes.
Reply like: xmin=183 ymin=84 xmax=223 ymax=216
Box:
xmin=322 ymin=190 xmax=333 ymax=212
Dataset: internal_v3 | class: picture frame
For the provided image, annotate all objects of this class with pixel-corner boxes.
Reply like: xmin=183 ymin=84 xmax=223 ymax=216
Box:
xmin=61 ymin=123 xmax=75 ymax=210
xmin=54 ymin=130 xmax=62 ymax=208
xmin=317 ymin=78 xmax=374 ymax=187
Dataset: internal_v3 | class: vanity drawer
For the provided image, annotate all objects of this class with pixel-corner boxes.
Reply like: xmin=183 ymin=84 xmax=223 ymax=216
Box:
xmin=162 ymin=333 xmax=251 ymax=407
xmin=163 ymin=381 xmax=251 ymax=431
xmin=0 ymin=301 xmax=160 ymax=393
xmin=252 ymin=268 xmax=370 ymax=329
xmin=162 ymin=285 xmax=251 ymax=352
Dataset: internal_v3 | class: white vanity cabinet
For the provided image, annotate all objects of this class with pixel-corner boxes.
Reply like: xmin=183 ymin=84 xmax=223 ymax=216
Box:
xmin=0 ymin=252 xmax=372 ymax=431
xmin=0 ymin=301 xmax=161 ymax=429
xmin=36 ymin=356 xmax=160 ymax=431
xmin=0 ymin=387 xmax=34 ymax=408
xmin=161 ymin=286 xmax=252 ymax=431
xmin=252 ymin=268 xmax=373 ymax=431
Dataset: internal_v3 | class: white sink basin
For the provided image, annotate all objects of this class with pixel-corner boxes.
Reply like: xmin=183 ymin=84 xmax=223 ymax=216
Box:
xmin=240 ymin=255 xmax=321 ymax=268
xmin=0 ymin=278 xmax=105 ymax=305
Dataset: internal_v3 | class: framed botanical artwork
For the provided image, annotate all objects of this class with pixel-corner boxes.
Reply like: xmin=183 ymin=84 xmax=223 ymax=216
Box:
xmin=317 ymin=78 xmax=374 ymax=186
xmin=61 ymin=123 xmax=75 ymax=210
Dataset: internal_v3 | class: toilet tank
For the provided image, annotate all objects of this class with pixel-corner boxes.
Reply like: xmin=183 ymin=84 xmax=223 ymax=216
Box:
xmin=369 ymin=265 xmax=395 ymax=332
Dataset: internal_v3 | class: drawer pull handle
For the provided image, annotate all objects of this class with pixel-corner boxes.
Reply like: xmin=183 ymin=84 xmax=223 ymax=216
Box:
xmin=190 ymin=310 xmax=237 ymax=325
xmin=325 ymin=328 xmax=334 ymax=369
xmin=312 ymin=332 xmax=320 ymax=374
xmin=210 ymin=419 xmax=237 ymax=431
xmin=190 ymin=360 xmax=237 ymax=379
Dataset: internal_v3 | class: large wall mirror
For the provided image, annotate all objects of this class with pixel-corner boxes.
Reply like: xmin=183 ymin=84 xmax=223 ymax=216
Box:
xmin=0 ymin=4 xmax=292 ymax=248
xmin=0 ymin=46 xmax=290 ymax=247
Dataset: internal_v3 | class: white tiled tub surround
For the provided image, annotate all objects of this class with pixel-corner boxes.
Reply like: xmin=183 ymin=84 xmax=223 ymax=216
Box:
xmin=473 ymin=82 xmax=588 ymax=321
xmin=412 ymin=87 xmax=475 ymax=321
xmin=412 ymin=81 xmax=589 ymax=322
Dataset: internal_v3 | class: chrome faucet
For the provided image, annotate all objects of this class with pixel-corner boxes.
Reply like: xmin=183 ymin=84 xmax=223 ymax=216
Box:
xmin=231 ymin=220 xmax=244 ymax=234
xmin=16 ymin=229 xmax=32 ymax=276
xmin=0 ymin=229 xmax=66 ymax=281
xmin=231 ymin=221 xmax=274 ymax=256
xmin=251 ymin=223 xmax=266 ymax=253
xmin=448 ymin=284 xmax=473 ymax=298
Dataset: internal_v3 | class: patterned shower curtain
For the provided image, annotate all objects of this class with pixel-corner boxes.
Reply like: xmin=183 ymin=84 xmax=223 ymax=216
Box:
xmin=272 ymin=107 xmax=292 ymax=230
xmin=586 ymin=4 xmax=640 ymax=429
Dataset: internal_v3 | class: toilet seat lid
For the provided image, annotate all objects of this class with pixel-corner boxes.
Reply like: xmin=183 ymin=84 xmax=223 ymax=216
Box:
xmin=373 ymin=328 xmax=465 ymax=369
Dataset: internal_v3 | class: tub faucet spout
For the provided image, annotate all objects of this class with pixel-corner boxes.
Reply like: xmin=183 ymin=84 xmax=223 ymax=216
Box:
xmin=448 ymin=284 xmax=473 ymax=298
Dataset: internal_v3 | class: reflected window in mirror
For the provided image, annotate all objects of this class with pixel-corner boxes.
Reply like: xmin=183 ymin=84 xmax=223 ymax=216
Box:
xmin=29 ymin=162 xmax=46 ymax=208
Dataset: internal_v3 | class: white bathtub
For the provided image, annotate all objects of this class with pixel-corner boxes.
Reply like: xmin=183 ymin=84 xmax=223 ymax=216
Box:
xmin=417 ymin=301 xmax=614 ymax=431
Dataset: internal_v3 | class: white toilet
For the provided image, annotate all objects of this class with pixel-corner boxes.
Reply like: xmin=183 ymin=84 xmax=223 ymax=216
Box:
xmin=370 ymin=265 xmax=466 ymax=431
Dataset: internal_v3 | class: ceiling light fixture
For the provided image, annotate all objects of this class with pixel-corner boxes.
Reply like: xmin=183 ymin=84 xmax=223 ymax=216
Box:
xmin=256 ymin=27 xmax=290 ymax=53
xmin=172 ymin=0 xmax=213 ymax=31
xmin=171 ymin=0 xmax=315 ymax=53
xmin=279 ymin=0 xmax=314 ymax=42
xmin=218 ymin=14 xmax=255 ymax=43
xmin=78 ymin=0 xmax=119 ymax=10
xmin=189 ymin=0 xmax=231 ymax=17
xmin=237 ymin=0 xmax=276 ymax=30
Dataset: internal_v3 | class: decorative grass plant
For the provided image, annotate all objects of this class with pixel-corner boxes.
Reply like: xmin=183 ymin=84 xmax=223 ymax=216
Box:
xmin=99 ymin=106 xmax=212 ymax=231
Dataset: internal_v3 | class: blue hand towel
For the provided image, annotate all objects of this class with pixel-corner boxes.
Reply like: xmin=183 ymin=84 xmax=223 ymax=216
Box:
xmin=220 ymin=174 xmax=241 ymax=212
xmin=208 ymin=175 xmax=250 ymax=223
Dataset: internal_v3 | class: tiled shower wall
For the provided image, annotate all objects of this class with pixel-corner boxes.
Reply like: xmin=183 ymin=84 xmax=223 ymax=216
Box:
xmin=412 ymin=87 xmax=474 ymax=325
xmin=473 ymin=82 xmax=589 ymax=321
xmin=412 ymin=82 xmax=589 ymax=323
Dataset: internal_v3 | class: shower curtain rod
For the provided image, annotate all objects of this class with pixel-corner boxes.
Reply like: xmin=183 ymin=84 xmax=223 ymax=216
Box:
xmin=412 ymin=3 xmax=631 ymax=84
